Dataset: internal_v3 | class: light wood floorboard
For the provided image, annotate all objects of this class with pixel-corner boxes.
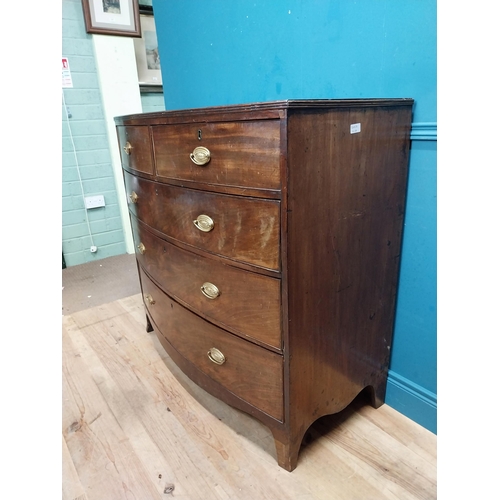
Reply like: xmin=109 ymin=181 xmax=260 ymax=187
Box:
xmin=62 ymin=294 xmax=437 ymax=500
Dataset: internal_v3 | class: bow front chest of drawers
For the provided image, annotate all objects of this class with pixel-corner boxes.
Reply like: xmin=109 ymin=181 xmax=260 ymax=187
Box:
xmin=115 ymin=99 xmax=413 ymax=471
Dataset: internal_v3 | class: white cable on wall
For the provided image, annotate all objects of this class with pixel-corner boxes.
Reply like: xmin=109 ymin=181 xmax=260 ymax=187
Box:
xmin=62 ymin=89 xmax=96 ymax=248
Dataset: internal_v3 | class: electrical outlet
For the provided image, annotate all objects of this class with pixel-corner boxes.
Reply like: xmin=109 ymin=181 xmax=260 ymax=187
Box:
xmin=90 ymin=246 xmax=97 ymax=253
xmin=85 ymin=195 xmax=105 ymax=209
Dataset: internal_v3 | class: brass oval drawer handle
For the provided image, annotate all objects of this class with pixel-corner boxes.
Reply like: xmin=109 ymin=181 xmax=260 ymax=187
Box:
xmin=207 ymin=347 xmax=225 ymax=365
xmin=129 ymin=191 xmax=138 ymax=203
xmin=137 ymin=242 xmax=146 ymax=254
xmin=193 ymin=214 xmax=214 ymax=232
xmin=190 ymin=146 xmax=211 ymax=166
xmin=200 ymin=282 xmax=220 ymax=300
xmin=124 ymin=141 xmax=133 ymax=155
xmin=144 ymin=294 xmax=155 ymax=306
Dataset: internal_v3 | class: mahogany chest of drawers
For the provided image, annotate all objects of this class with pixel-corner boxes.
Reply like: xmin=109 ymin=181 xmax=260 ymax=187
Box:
xmin=115 ymin=99 xmax=414 ymax=471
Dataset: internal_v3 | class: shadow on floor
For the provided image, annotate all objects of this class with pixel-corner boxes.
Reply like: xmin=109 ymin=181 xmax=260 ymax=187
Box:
xmin=62 ymin=253 xmax=141 ymax=315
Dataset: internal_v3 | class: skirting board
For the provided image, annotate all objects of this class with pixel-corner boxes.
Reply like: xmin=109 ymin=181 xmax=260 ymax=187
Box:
xmin=385 ymin=370 xmax=437 ymax=434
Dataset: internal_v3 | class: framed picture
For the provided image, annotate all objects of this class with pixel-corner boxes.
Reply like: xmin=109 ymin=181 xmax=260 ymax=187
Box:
xmin=133 ymin=10 xmax=162 ymax=90
xmin=81 ymin=0 xmax=141 ymax=37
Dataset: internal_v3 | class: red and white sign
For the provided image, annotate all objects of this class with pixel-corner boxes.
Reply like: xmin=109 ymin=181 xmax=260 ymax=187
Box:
xmin=62 ymin=57 xmax=73 ymax=88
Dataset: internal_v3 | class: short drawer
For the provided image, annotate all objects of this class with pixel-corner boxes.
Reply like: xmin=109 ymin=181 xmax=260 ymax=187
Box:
xmin=140 ymin=269 xmax=284 ymax=421
xmin=117 ymin=125 xmax=154 ymax=175
xmin=152 ymin=120 xmax=281 ymax=190
xmin=131 ymin=216 xmax=281 ymax=350
xmin=124 ymin=172 xmax=280 ymax=271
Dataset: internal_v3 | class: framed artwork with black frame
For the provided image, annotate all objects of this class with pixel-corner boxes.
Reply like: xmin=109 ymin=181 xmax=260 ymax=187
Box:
xmin=134 ymin=5 xmax=163 ymax=91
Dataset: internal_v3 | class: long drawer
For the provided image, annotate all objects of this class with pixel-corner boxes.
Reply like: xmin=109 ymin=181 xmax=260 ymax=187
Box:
xmin=131 ymin=215 xmax=282 ymax=349
xmin=140 ymin=268 xmax=284 ymax=421
xmin=124 ymin=171 xmax=281 ymax=270
xmin=152 ymin=120 xmax=281 ymax=190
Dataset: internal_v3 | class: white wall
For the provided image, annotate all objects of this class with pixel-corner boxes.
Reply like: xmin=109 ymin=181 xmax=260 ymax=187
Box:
xmin=93 ymin=34 xmax=143 ymax=254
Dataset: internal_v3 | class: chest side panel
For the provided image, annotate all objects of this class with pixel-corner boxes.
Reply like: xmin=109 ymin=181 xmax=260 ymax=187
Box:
xmin=285 ymin=105 xmax=413 ymax=433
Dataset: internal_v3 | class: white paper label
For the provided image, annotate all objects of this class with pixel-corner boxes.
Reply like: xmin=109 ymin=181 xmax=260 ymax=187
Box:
xmin=62 ymin=57 xmax=73 ymax=88
xmin=350 ymin=123 xmax=361 ymax=134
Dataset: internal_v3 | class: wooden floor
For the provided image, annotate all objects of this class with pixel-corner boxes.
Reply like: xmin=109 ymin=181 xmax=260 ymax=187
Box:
xmin=62 ymin=293 xmax=437 ymax=500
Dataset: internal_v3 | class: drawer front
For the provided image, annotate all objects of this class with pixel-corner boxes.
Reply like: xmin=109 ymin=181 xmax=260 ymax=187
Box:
xmin=124 ymin=172 xmax=280 ymax=271
xmin=117 ymin=125 xmax=154 ymax=175
xmin=131 ymin=216 xmax=282 ymax=349
xmin=152 ymin=120 xmax=281 ymax=190
xmin=140 ymin=269 xmax=284 ymax=421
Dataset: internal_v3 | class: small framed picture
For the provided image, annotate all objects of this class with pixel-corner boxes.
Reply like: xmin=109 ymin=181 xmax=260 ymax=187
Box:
xmin=134 ymin=10 xmax=162 ymax=89
xmin=81 ymin=0 xmax=141 ymax=38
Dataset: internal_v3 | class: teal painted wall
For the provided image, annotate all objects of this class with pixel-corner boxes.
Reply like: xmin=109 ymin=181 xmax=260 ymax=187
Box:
xmin=139 ymin=0 xmax=165 ymax=113
xmin=387 ymin=138 xmax=436 ymax=431
xmin=154 ymin=0 xmax=437 ymax=432
xmin=62 ymin=0 xmax=165 ymax=267
xmin=140 ymin=92 xmax=165 ymax=113
xmin=62 ymin=0 xmax=127 ymax=266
